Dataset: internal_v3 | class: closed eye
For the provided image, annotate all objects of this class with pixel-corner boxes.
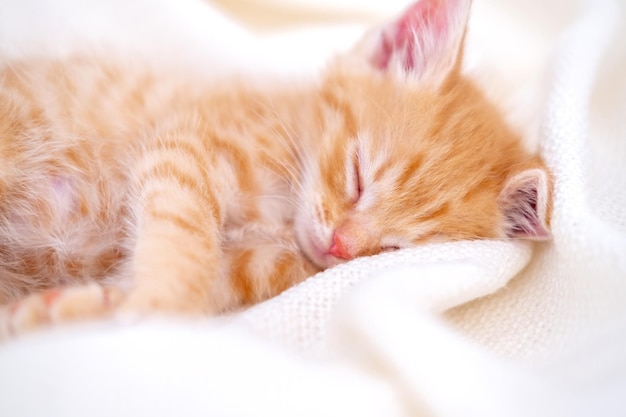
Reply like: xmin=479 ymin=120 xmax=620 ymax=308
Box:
xmin=381 ymin=245 xmax=400 ymax=253
xmin=352 ymin=155 xmax=363 ymax=203
xmin=379 ymin=237 xmax=409 ymax=253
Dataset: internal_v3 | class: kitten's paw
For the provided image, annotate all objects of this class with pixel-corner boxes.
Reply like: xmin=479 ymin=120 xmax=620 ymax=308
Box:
xmin=0 ymin=283 xmax=124 ymax=341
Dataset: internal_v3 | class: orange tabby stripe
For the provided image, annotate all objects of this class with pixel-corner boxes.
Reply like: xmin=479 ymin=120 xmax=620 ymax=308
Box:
xmin=209 ymin=138 xmax=255 ymax=191
xmin=137 ymin=161 xmax=204 ymax=196
xmin=142 ymin=187 xmax=221 ymax=229
xmin=154 ymin=140 xmax=209 ymax=173
xmin=230 ymin=249 xmax=255 ymax=305
xmin=395 ymin=154 xmax=425 ymax=189
xmin=320 ymin=89 xmax=357 ymax=137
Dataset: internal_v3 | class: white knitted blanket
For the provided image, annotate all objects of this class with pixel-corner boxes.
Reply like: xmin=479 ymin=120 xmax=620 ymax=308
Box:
xmin=1 ymin=1 xmax=625 ymax=416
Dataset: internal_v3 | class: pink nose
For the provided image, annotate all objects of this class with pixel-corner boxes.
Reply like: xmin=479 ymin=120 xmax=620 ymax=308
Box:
xmin=328 ymin=230 xmax=353 ymax=260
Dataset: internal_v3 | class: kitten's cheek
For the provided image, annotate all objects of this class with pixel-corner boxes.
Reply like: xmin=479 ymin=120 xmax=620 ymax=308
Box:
xmin=295 ymin=219 xmax=336 ymax=269
xmin=301 ymin=234 xmax=331 ymax=269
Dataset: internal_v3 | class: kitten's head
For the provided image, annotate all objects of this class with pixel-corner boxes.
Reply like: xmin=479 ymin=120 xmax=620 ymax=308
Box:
xmin=295 ymin=0 xmax=551 ymax=269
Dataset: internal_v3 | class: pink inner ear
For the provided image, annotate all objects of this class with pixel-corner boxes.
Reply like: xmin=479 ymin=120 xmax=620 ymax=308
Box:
xmin=505 ymin=187 xmax=548 ymax=239
xmin=501 ymin=170 xmax=551 ymax=240
xmin=372 ymin=0 xmax=452 ymax=71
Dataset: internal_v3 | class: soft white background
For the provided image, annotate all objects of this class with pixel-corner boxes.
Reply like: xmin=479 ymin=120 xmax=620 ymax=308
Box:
xmin=0 ymin=0 xmax=624 ymax=416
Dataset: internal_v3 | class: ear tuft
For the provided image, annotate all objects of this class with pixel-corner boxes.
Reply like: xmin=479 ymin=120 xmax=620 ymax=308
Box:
xmin=499 ymin=169 xmax=551 ymax=240
xmin=369 ymin=0 xmax=471 ymax=84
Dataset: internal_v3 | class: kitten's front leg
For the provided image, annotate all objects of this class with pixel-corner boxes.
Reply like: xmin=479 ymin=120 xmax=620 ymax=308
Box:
xmin=0 ymin=139 xmax=225 ymax=339
xmin=121 ymin=127 xmax=229 ymax=315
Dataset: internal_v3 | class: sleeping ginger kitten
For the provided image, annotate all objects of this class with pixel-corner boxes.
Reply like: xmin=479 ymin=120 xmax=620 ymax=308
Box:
xmin=0 ymin=0 xmax=550 ymax=339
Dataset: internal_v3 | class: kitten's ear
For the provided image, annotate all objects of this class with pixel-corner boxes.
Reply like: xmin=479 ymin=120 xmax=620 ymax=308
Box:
xmin=360 ymin=0 xmax=471 ymax=85
xmin=499 ymin=168 xmax=552 ymax=240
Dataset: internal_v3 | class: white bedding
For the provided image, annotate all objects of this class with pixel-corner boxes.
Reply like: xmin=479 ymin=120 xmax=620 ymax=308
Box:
xmin=0 ymin=0 xmax=625 ymax=416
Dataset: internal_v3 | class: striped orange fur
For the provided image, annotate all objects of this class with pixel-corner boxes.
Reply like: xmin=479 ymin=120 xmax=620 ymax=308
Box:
xmin=0 ymin=0 xmax=551 ymax=337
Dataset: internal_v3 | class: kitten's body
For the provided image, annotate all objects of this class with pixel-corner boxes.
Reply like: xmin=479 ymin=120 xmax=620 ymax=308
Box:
xmin=0 ymin=0 xmax=551 ymax=337
xmin=0 ymin=58 xmax=319 ymax=309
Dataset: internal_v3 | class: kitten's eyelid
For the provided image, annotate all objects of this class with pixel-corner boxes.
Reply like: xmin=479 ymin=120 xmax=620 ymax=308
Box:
xmin=350 ymin=150 xmax=363 ymax=203
xmin=381 ymin=245 xmax=401 ymax=253
xmin=355 ymin=159 xmax=363 ymax=196
xmin=380 ymin=236 xmax=410 ymax=251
